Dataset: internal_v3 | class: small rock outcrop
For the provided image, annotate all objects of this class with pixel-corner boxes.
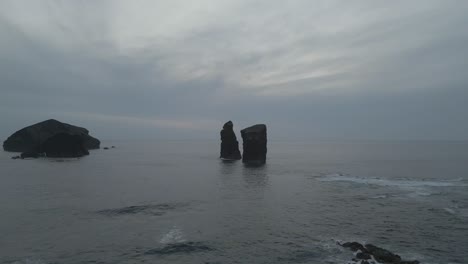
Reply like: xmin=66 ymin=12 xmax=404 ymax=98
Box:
xmin=220 ymin=121 xmax=241 ymax=160
xmin=241 ymin=124 xmax=267 ymax=164
xmin=3 ymin=119 xmax=100 ymax=152
xmin=41 ymin=133 xmax=89 ymax=158
xmin=20 ymin=151 xmax=41 ymax=159
xmin=340 ymin=241 xmax=419 ymax=264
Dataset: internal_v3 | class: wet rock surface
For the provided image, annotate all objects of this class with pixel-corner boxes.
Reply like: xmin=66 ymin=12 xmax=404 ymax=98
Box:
xmin=340 ymin=241 xmax=420 ymax=264
xmin=241 ymin=124 xmax=267 ymax=164
xmin=220 ymin=121 xmax=241 ymax=160
xmin=341 ymin=242 xmax=367 ymax=252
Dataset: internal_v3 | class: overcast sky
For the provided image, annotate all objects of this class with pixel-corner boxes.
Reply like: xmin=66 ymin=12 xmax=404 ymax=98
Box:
xmin=1 ymin=0 xmax=467 ymax=141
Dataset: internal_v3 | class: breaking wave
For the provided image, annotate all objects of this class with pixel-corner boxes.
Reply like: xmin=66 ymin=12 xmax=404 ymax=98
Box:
xmin=318 ymin=173 xmax=465 ymax=188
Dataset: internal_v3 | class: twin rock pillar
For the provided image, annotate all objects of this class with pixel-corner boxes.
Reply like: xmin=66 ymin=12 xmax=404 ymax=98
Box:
xmin=220 ymin=121 xmax=267 ymax=164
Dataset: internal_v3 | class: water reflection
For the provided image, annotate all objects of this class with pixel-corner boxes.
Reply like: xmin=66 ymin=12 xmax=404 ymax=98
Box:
xmin=217 ymin=159 xmax=269 ymax=191
xmin=218 ymin=159 xmax=239 ymax=175
xmin=242 ymin=163 xmax=269 ymax=188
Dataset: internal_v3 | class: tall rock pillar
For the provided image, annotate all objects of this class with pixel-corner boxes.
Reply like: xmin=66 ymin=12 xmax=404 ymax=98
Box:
xmin=220 ymin=121 xmax=242 ymax=160
xmin=241 ymin=124 xmax=267 ymax=164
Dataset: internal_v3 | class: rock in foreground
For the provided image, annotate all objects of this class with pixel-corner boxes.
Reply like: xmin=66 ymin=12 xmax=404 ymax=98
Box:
xmin=3 ymin=119 xmax=100 ymax=152
xmin=220 ymin=121 xmax=241 ymax=160
xmin=340 ymin=241 xmax=419 ymax=264
xmin=241 ymin=124 xmax=267 ymax=164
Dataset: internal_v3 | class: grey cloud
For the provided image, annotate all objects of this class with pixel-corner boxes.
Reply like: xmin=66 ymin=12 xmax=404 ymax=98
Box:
xmin=1 ymin=0 xmax=467 ymax=140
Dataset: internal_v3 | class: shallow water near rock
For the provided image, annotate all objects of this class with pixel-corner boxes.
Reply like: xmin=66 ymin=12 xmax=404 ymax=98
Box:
xmin=1 ymin=140 xmax=467 ymax=263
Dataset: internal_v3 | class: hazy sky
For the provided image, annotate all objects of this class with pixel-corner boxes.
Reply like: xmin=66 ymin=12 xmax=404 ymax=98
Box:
xmin=1 ymin=0 xmax=467 ymax=140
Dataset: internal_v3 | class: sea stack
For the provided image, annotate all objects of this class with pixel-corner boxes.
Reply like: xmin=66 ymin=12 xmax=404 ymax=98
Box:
xmin=220 ymin=121 xmax=242 ymax=160
xmin=241 ymin=124 xmax=267 ymax=164
xmin=3 ymin=119 xmax=100 ymax=158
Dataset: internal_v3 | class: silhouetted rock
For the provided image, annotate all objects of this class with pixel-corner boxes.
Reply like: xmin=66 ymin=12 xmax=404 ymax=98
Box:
xmin=340 ymin=242 xmax=419 ymax=264
xmin=40 ymin=133 xmax=89 ymax=158
xmin=356 ymin=252 xmax=372 ymax=260
xmin=111 ymin=146 xmax=115 ymax=148
xmin=20 ymin=151 xmax=40 ymax=159
xmin=103 ymin=147 xmax=109 ymax=150
xmin=220 ymin=121 xmax=241 ymax=160
xmin=3 ymin=119 xmax=100 ymax=152
xmin=365 ymin=244 xmax=401 ymax=263
xmin=241 ymin=124 xmax=267 ymax=164
xmin=11 ymin=155 xmax=20 ymax=160
xmin=341 ymin=242 xmax=366 ymax=252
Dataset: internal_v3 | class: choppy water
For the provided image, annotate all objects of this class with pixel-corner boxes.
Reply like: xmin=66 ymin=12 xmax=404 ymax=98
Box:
xmin=1 ymin=141 xmax=467 ymax=264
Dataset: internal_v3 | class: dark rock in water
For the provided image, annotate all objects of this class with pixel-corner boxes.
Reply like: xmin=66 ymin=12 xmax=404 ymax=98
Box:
xmin=3 ymin=119 xmax=100 ymax=152
xmin=356 ymin=252 xmax=372 ymax=260
xmin=340 ymin=242 xmax=419 ymax=264
xmin=20 ymin=151 xmax=40 ymax=159
xmin=14 ymin=133 xmax=88 ymax=159
xmin=220 ymin=121 xmax=241 ymax=160
xmin=111 ymin=146 xmax=115 ymax=148
xmin=365 ymin=244 xmax=401 ymax=263
xmin=241 ymin=124 xmax=267 ymax=164
xmin=341 ymin=242 xmax=366 ymax=252
xmin=40 ymin=133 xmax=89 ymax=158
xmin=11 ymin=155 xmax=21 ymax=159
xmin=103 ymin=147 xmax=109 ymax=150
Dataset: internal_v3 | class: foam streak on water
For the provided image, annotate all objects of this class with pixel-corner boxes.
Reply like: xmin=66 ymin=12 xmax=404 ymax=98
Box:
xmin=318 ymin=173 xmax=465 ymax=188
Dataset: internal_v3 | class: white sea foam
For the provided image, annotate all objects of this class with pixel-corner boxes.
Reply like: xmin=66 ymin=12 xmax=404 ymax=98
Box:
xmin=346 ymin=259 xmax=382 ymax=264
xmin=370 ymin=194 xmax=389 ymax=199
xmin=159 ymin=226 xmax=186 ymax=244
xmin=11 ymin=258 xmax=46 ymax=264
xmin=443 ymin=207 xmax=456 ymax=215
xmin=406 ymin=191 xmax=437 ymax=198
xmin=443 ymin=205 xmax=468 ymax=218
xmin=318 ymin=173 xmax=465 ymax=188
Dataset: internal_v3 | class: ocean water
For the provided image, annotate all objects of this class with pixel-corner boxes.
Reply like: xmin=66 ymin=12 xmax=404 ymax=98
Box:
xmin=1 ymin=140 xmax=467 ymax=264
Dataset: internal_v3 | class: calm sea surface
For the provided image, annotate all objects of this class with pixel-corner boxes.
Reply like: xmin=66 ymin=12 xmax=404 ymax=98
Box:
xmin=1 ymin=141 xmax=467 ymax=264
